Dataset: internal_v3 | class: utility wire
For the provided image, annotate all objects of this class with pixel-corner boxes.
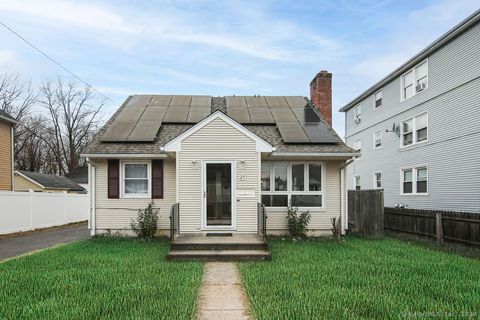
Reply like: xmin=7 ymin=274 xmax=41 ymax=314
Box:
xmin=0 ymin=20 xmax=116 ymax=104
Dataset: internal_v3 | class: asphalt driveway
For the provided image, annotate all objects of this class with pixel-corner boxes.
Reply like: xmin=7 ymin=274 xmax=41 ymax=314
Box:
xmin=0 ymin=222 xmax=90 ymax=261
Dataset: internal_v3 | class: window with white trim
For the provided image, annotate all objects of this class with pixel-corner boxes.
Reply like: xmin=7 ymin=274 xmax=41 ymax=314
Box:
xmin=374 ymin=172 xmax=382 ymax=189
xmin=401 ymin=166 xmax=428 ymax=195
xmin=401 ymin=113 xmax=428 ymax=147
xmin=402 ymin=60 xmax=428 ymax=100
xmin=261 ymin=162 xmax=323 ymax=208
xmin=122 ymin=161 xmax=150 ymax=198
xmin=353 ymin=105 xmax=362 ymax=124
xmin=354 ymin=175 xmax=361 ymax=190
xmin=354 ymin=139 xmax=361 ymax=153
xmin=373 ymin=131 xmax=382 ymax=149
xmin=374 ymin=91 xmax=383 ymax=109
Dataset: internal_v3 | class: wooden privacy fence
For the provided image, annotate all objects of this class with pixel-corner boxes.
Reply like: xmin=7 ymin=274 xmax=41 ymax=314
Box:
xmin=384 ymin=207 xmax=480 ymax=246
xmin=348 ymin=189 xmax=384 ymax=237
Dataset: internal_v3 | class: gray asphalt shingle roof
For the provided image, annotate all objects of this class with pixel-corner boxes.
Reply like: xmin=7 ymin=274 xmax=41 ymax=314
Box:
xmin=0 ymin=109 xmax=18 ymax=124
xmin=83 ymin=96 xmax=355 ymax=155
xmin=65 ymin=166 xmax=88 ymax=184
xmin=17 ymin=170 xmax=86 ymax=191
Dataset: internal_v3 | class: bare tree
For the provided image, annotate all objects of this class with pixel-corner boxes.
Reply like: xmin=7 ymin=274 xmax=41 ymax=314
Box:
xmin=0 ymin=72 xmax=37 ymax=167
xmin=38 ymin=79 xmax=103 ymax=175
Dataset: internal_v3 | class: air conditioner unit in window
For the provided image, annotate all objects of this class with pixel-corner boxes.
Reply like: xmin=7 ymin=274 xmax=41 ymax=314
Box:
xmin=415 ymin=82 xmax=426 ymax=92
xmin=354 ymin=116 xmax=361 ymax=124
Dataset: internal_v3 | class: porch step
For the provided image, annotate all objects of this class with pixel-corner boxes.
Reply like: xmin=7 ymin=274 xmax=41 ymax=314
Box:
xmin=171 ymin=242 xmax=267 ymax=251
xmin=166 ymin=249 xmax=271 ymax=262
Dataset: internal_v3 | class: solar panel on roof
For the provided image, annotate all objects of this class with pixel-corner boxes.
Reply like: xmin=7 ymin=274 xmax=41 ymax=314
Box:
xmin=149 ymin=95 xmax=172 ymax=106
xmin=226 ymin=96 xmax=247 ymax=108
xmin=265 ymin=96 xmax=288 ymax=108
xmin=270 ymin=107 xmax=297 ymax=123
xmin=246 ymin=96 xmax=268 ymax=108
xmin=291 ymin=107 xmax=320 ymax=123
xmin=100 ymin=122 xmax=136 ymax=142
xmin=127 ymin=120 xmax=162 ymax=141
xmin=284 ymin=96 xmax=307 ymax=108
xmin=114 ymin=106 xmax=146 ymax=123
xmin=141 ymin=107 xmax=167 ymax=122
xmin=127 ymin=95 xmax=152 ymax=107
xmin=248 ymin=108 xmax=275 ymax=124
xmin=170 ymin=95 xmax=192 ymax=107
xmin=277 ymin=123 xmax=309 ymax=143
xmin=164 ymin=106 xmax=189 ymax=122
xmin=227 ymin=108 xmax=251 ymax=123
xmin=302 ymin=122 xmax=338 ymax=143
xmin=190 ymin=95 xmax=211 ymax=107
xmin=187 ymin=106 xmax=211 ymax=122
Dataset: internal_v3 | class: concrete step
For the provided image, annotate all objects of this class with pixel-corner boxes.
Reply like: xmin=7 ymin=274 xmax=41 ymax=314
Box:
xmin=167 ymin=249 xmax=271 ymax=262
xmin=171 ymin=242 xmax=268 ymax=251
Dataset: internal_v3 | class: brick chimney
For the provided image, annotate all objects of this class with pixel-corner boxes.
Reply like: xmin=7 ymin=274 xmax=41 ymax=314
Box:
xmin=310 ymin=70 xmax=332 ymax=125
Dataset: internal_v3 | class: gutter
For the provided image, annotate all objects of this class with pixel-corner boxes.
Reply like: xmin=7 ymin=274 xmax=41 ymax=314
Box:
xmin=0 ymin=115 xmax=19 ymax=125
xmin=339 ymin=159 xmax=354 ymax=234
xmin=11 ymin=126 xmax=14 ymax=191
xmin=339 ymin=9 xmax=480 ymax=112
xmin=87 ymin=158 xmax=96 ymax=235
xmin=80 ymin=153 xmax=169 ymax=159
xmin=268 ymin=152 xmax=360 ymax=158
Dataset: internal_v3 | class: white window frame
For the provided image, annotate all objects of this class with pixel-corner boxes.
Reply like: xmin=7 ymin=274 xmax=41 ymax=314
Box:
xmin=373 ymin=131 xmax=382 ymax=150
xmin=120 ymin=160 xmax=151 ymax=198
xmin=373 ymin=172 xmax=382 ymax=189
xmin=374 ymin=90 xmax=383 ymax=109
xmin=354 ymin=175 xmax=361 ymax=190
xmin=400 ymin=165 xmax=428 ymax=196
xmin=400 ymin=112 xmax=429 ymax=148
xmin=401 ymin=59 xmax=428 ymax=101
xmin=353 ymin=139 xmax=362 ymax=159
xmin=353 ymin=105 xmax=362 ymax=124
xmin=261 ymin=161 xmax=325 ymax=210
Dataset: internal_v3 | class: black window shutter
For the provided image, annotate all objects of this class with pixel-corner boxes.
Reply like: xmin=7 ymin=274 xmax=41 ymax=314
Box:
xmin=108 ymin=159 xmax=119 ymax=199
xmin=152 ymin=160 xmax=164 ymax=199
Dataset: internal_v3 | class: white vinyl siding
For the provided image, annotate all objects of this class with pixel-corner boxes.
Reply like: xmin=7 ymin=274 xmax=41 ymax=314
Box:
xmin=93 ymin=159 xmax=176 ymax=232
xmin=177 ymin=117 xmax=259 ymax=233
xmin=265 ymin=160 xmax=344 ymax=234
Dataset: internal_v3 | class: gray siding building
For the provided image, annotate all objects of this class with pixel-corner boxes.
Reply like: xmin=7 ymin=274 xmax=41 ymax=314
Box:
xmin=340 ymin=10 xmax=480 ymax=213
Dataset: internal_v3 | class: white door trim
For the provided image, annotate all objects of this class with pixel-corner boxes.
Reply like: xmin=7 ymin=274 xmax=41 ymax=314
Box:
xmin=201 ymin=160 xmax=237 ymax=231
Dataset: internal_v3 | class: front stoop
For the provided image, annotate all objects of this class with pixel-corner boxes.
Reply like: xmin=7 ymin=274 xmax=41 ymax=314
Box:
xmin=167 ymin=234 xmax=271 ymax=262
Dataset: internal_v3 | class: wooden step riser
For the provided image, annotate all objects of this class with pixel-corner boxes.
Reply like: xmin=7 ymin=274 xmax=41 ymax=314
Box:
xmin=171 ymin=243 xmax=268 ymax=251
xmin=166 ymin=254 xmax=271 ymax=262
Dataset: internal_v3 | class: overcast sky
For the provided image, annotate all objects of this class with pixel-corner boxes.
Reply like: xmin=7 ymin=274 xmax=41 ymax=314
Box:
xmin=0 ymin=0 xmax=479 ymax=137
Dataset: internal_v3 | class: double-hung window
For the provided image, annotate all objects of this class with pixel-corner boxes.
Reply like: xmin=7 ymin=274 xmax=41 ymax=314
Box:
xmin=401 ymin=113 xmax=428 ymax=147
xmin=374 ymin=172 xmax=382 ymax=189
xmin=354 ymin=175 xmax=361 ymax=190
xmin=374 ymin=91 xmax=383 ymax=109
xmin=402 ymin=60 xmax=428 ymax=100
xmin=353 ymin=105 xmax=362 ymax=124
xmin=373 ymin=131 xmax=382 ymax=149
xmin=353 ymin=139 xmax=362 ymax=158
xmin=401 ymin=166 xmax=428 ymax=195
xmin=261 ymin=162 xmax=324 ymax=208
xmin=122 ymin=161 xmax=150 ymax=198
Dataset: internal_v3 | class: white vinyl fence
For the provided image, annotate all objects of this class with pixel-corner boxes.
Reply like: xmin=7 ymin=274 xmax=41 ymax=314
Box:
xmin=0 ymin=191 xmax=89 ymax=235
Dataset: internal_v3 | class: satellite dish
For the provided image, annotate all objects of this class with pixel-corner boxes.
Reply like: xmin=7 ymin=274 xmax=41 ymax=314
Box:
xmin=386 ymin=122 xmax=401 ymax=137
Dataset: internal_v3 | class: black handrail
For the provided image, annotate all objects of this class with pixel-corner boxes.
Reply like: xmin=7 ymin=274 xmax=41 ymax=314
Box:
xmin=257 ymin=202 xmax=267 ymax=241
xmin=169 ymin=203 xmax=180 ymax=241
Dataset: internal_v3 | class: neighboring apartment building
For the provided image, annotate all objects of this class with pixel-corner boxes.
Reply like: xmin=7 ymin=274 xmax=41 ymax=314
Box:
xmin=340 ymin=10 xmax=480 ymax=213
xmin=0 ymin=110 xmax=17 ymax=191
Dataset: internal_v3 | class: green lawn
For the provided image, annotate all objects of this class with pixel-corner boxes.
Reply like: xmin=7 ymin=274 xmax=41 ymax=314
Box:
xmin=0 ymin=238 xmax=203 ymax=320
xmin=239 ymin=237 xmax=480 ymax=320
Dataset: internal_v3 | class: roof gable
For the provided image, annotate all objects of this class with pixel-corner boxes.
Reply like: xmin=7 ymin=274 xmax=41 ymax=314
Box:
xmin=163 ymin=111 xmax=273 ymax=152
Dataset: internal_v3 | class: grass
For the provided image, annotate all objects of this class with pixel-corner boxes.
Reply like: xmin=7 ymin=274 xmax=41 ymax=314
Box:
xmin=239 ymin=237 xmax=480 ymax=320
xmin=0 ymin=237 xmax=203 ymax=320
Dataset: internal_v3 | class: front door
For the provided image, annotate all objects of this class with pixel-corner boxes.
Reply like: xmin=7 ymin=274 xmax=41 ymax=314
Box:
xmin=203 ymin=161 xmax=235 ymax=230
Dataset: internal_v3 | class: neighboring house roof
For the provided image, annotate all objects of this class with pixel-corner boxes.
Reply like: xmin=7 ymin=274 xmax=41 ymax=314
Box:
xmin=65 ymin=166 xmax=88 ymax=184
xmin=83 ymin=96 xmax=355 ymax=156
xmin=339 ymin=9 xmax=480 ymax=112
xmin=15 ymin=170 xmax=86 ymax=192
xmin=0 ymin=109 xmax=19 ymax=125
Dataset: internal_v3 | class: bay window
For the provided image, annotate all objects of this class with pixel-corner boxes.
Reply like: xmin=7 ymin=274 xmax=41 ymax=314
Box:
xmin=122 ymin=161 xmax=150 ymax=198
xmin=261 ymin=162 xmax=324 ymax=208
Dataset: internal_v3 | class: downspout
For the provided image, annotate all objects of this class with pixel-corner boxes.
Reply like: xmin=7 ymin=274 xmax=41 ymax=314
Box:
xmin=339 ymin=159 xmax=354 ymax=234
xmin=11 ymin=126 xmax=14 ymax=191
xmin=87 ymin=158 xmax=96 ymax=236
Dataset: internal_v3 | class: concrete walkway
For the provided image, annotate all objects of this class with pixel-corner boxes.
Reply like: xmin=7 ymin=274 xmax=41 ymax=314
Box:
xmin=0 ymin=222 xmax=89 ymax=261
xmin=197 ymin=262 xmax=252 ymax=320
